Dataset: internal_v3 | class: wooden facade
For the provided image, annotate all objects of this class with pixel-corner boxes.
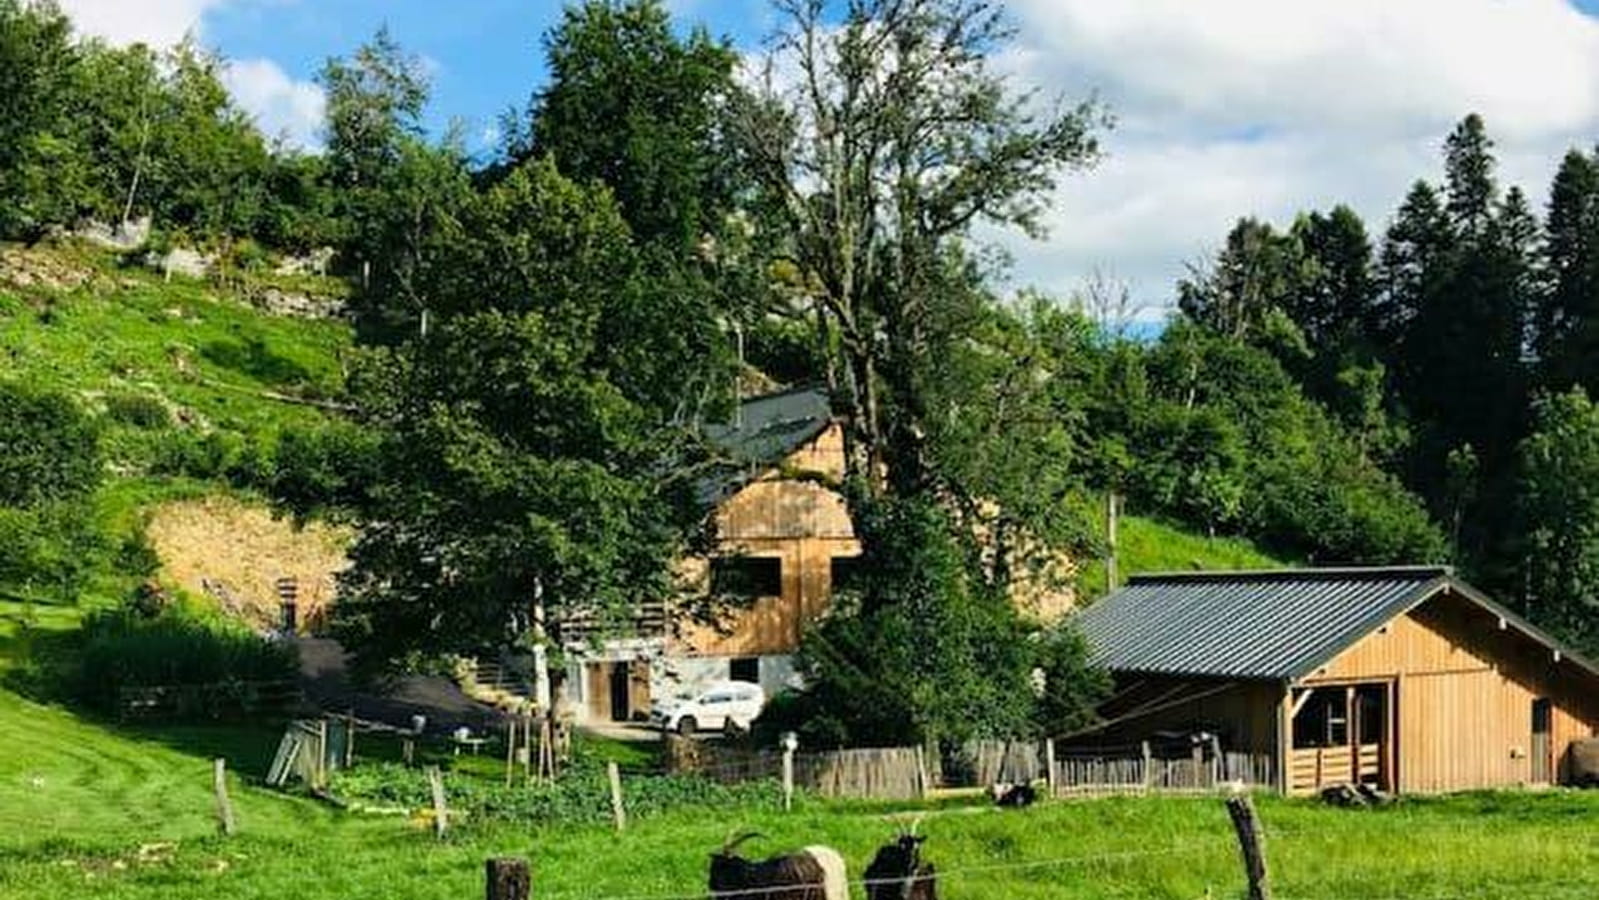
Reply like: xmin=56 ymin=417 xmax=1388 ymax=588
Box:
xmin=676 ymin=423 xmax=860 ymax=657
xmin=1293 ymin=588 xmax=1599 ymax=793
xmin=1077 ymin=581 xmax=1599 ymax=795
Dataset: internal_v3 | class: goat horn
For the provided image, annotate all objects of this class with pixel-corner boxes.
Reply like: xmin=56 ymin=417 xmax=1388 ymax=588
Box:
xmin=722 ymin=830 xmax=762 ymax=855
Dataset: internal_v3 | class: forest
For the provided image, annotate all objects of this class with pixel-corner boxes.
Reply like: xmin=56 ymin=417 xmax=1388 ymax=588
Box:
xmin=4 ymin=0 xmax=1599 ymax=750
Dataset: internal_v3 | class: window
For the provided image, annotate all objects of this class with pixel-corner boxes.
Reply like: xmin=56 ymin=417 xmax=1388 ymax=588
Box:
xmin=830 ymin=554 xmax=865 ymax=595
xmin=1292 ymin=690 xmax=1349 ymax=749
xmin=730 ymin=657 xmax=760 ymax=684
xmin=711 ymin=556 xmax=782 ymax=598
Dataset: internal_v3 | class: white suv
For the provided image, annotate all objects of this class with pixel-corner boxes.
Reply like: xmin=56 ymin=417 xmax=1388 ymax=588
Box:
xmin=651 ymin=681 xmax=765 ymax=736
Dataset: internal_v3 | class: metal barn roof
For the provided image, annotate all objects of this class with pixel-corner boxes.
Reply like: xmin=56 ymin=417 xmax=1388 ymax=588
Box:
xmin=697 ymin=387 xmax=832 ymax=503
xmin=1076 ymin=567 xmax=1459 ymax=681
xmin=1077 ymin=566 xmax=1599 ymax=683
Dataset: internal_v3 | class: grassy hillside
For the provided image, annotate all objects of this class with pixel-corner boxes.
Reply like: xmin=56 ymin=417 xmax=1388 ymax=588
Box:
xmin=0 ymin=242 xmax=353 ymax=609
xmin=0 ymin=242 xmax=349 ymax=453
xmin=1077 ymin=513 xmax=1291 ymax=602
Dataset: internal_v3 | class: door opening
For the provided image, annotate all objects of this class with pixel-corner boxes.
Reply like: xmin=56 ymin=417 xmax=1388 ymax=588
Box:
xmin=608 ymin=662 xmax=631 ymax=722
xmin=1531 ymin=698 xmax=1552 ymax=783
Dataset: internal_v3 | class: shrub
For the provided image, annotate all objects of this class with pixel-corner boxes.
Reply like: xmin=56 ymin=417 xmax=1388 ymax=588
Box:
xmin=103 ymin=391 xmax=171 ymax=429
xmin=0 ymin=381 xmax=102 ymax=508
xmin=72 ymin=604 xmax=297 ymax=713
xmin=329 ymin=760 xmax=784 ymax=826
xmin=270 ymin=421 xmax=380 ymax=520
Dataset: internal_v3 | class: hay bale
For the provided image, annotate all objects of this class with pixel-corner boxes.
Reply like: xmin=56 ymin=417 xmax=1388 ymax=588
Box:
xmin=1571 ymin=738 xmax=1599 ymax=787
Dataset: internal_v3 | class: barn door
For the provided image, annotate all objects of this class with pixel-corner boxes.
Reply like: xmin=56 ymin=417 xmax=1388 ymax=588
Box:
xmin=608 ymin=663 xmax=631 ymax=722
xmin=1531 ymin=698 xmax=1552 ymax=783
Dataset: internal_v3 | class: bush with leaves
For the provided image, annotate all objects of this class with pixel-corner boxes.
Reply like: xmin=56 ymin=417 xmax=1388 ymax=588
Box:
xmin=329 ymin=759 xmax=783 ymax=826
xmin=785 ymin=495 xmax=1107 ymax=750
xmin=71 ymin=603 xmax=297 ymax=712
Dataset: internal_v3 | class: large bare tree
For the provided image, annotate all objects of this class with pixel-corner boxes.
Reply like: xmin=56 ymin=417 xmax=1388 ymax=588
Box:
xmin=735 ymin=0 xmax=1107 ymax=499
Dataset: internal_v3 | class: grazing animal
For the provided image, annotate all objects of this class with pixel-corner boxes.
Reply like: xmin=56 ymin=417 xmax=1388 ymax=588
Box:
xmin=991 ymin=781 xmax=1038 ymax=808
xmin=864 ymin=820 xmax=937 ymax=900
xmin=708 ymin=831 xmax=848 ymax=900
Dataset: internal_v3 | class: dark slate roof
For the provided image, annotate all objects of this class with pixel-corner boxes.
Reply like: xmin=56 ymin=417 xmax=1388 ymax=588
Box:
xmin=697 ymin=387 xmax=832 ymax=504
xmin=1076 ymin=567 xmax=1469 ymax=681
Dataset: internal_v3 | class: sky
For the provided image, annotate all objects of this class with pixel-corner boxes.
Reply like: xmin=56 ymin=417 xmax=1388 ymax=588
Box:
xmin=55 ymin=0 xmax=1599 ymax=319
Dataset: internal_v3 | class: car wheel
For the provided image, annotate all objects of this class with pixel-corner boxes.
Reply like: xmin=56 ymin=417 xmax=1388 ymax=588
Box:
xmin=677 ymin=716 xmax=697 ymax=738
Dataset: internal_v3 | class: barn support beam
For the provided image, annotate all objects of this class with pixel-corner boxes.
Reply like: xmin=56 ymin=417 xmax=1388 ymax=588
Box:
xmin=1276 ymin=682 xmax=1293 ymax=794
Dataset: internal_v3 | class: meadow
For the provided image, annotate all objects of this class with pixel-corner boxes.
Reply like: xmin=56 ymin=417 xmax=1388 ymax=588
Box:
xmin=2 ymin=615 xmax=1597 ymax=900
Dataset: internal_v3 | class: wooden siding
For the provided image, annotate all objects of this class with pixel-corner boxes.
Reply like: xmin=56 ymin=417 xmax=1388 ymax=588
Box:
xmin=1306 ymin=590 xmax=1599 ymax=792
xmin=1070 ymin=675 xmax=1282 ymax=758
xmin=678 ymin=424 xmax=860 ymax=656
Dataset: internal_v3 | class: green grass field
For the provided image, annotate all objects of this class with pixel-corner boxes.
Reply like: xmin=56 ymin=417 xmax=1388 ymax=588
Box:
xmin=1 ymin=603 xmax=1595 ymax=900
xmin=3 ymin=246 xmax=1596 ymax=898
xmin=1077 ymin=513 xmax=1289 ymax=602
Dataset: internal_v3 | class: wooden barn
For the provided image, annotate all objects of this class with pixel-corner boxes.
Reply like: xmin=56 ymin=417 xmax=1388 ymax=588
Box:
xmin=562 ymin=388 xmax=861 ymax=723
xmin=1073 ymin=567 xmax=1599 ymax=794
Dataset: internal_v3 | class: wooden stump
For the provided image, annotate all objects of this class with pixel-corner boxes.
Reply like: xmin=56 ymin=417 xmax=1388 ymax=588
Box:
xmin=1225 ymin=793 xmax=1272 ymax=900
xmin=485 ymin=857 xmax=530 ymax=900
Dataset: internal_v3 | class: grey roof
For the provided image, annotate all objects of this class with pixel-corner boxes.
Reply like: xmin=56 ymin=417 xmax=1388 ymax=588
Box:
xmin=698 ymin=387 xmax=832 ymax=503
xmin=1075 ymin=566 xmax=1599 ymax=683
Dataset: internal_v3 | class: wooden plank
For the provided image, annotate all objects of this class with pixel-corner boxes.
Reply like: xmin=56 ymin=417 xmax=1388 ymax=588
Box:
xmin=426 ymin=766 xmax=448 ymax=839
xmin=213 ymin=759 xmax=235 ymax=836
xmin=607 ymin=762 xmax=626 ymax=832
xmin=1226 ymin=793 xmax=1273 ymax=900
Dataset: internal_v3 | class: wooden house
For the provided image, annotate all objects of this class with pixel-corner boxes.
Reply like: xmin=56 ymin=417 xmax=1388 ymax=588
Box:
xmin=1072 ymin=567 xmax=1599 ymax=794
xmin=562 ymin=388 xmax=861 ymax=723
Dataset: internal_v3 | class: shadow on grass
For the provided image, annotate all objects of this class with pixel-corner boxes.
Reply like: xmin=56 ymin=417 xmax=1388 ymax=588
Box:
xmin=200 ymin=336 xmax=312 ymax=386
xmin=0 ymin=605 xmax=297 ymax=780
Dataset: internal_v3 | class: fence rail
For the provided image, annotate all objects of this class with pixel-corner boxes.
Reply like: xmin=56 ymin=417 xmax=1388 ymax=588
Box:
xmin=118 ymin=679 xmax=301 ymax=721
xmin=671 ymin=736 xmax=1272 ymax=799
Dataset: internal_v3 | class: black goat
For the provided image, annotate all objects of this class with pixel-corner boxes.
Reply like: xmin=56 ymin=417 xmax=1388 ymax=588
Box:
xmin=708 ymin=831 xmax=847 ymax=900
xmin=863 ymin=821 xmax=937 ymax=900
xmin=991 ymin=780 xmax=1038 ymax=807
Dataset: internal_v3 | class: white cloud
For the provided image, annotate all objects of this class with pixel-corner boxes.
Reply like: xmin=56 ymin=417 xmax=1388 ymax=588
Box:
xmin=222 ymin=58 xmax=326 ymax=150
xmin=57 ymin=1 xmax=325 ymax=152
xmin=57 ymin=0 xmax=223 ymax=48
xmin=990 ymin=0 xmax=1599 ymax=314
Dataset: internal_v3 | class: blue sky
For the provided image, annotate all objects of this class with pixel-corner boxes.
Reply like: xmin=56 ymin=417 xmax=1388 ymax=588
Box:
xmin=56 ymin=1 xmax=1599 ymax=318
xmin=205 ymin=0 xmax=773 ymax=154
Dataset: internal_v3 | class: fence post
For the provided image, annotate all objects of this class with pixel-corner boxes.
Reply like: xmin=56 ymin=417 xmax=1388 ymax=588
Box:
xmin=345 ymin=709 xmax=356 ymax=768
xmin=1141 ymin=741 xmax=1154 ymax=793
xmin=212 ymin=758 xmax=235 ymax=836
xmin=1225 ymin=792 xmax=1272 ymax=900
xmin=1209 ymin=734 xmax=1224 ymax=787
xmin=1044 ymin=739 xmax=1057 ymax=797
xmin=317 ymin=718 xmax=329 ymax=789
xmin=426 ymin=765 xmax=448 ymax=839
xmin=607 ymin=761 xmax=626 ymax=832
xmin=485 ymin=857 xmax=531 ymax=900
xmin=781 ymin=732 xmax=797 ymax=812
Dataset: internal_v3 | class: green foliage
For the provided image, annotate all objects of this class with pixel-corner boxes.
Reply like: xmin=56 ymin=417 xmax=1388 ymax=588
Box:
xmin=269 ymin=421 xmax=381 ymax=522
xmin=0 ymin=380 xmax=101 ymax=508
xmin=792 ymin=495 xmax=1107 ymax=748
xmin=525 ymin=0 xmax=741 ymax=253
xmin=0 ymin=501 xmax=108 ymax=601
xmin=1514 ymin=389 xmax=1599 ymax=655
xmin=331 ymin=760 xmax=782 ymax=826
xmin=331 ymin=158 xmax=730 ymax=675
xmin=1076 ymin=514 xmax=1287 ymax=601
xmin=0 ymin=0 xmax=76 ymax=237
xmin=70 ymin=603 xmax=296 ymax=712
xmin=102 ymin=390 xmax=170 ymax=429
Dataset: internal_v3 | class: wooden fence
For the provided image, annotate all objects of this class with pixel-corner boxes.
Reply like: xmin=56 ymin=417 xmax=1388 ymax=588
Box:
xmin=118 ymin=679 xmax=301 ymax=721
xmin=1051 ymin=742 xmax=1274 ymax=797
xmin=673 ymin=735 xmax=1272 ymax=799
xmin=668 ymin=739 xmax=928 ymax=800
